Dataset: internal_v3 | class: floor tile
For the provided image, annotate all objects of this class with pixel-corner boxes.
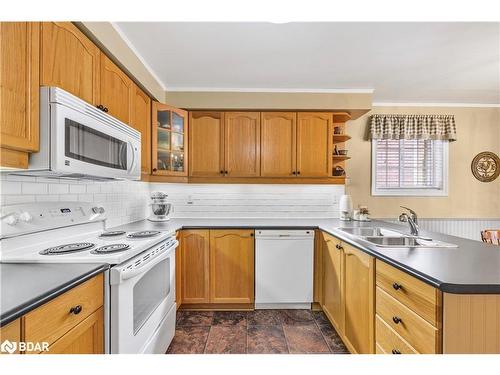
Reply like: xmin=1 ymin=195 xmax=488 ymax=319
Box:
xmin=283 ymin=323 xmax=330 ymax=354
xmin=247 ymin=325 xmax=288 ymax=354
xmin=212 ymin=311 xmax=247 ymax=326
xmin=280 ymin=309 xmax=315 ymax=325
xmin=176 ymin=311 xmax=214 ymax=326
xmin=318 ymin=323 xmax=349 ymax=353
xmin=166 ymin=326 xmax=210 ymax=354
xmin=312 ymin=311 xmax=331 ymax=325
xmin=247 ymin=310 xmax=283 ymax=326
xmin=204 ymin=326 xmax=247 ymax=354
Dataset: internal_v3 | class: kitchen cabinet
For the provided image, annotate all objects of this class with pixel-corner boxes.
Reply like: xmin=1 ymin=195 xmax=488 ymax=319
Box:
xmin=296 ymin=112 xmax=332 ymax=177
xmin=99 ymin=54 xmax=133 ymax=124
xmin=0 ymin=22 xmax=39 ymax=169
xmin=152 ymin=101 xmax=188 ymax=177
xmin=209 ymin=230 xmax=255 ymax=304
xmin=40 ymin=22 xmax=100 ymax=105
xmin=130 ymin=84 xmax=152 ymax=177
xmin=343 ymin=242 xmax=375 ymax=354
xmin=322 ymin=233 xmax=344 ymax=335
xmin=189 ymin=111 xmax=225 ymax=177
xmin=0 ymin=319 xmax=21 ymax=354
xmin=180 ymin=230 xmax=210 ymax=304
xmin=224 ymin=112 xmax=261 ymax=177
xmin=260 ymin=112 xmax=296 ymax=177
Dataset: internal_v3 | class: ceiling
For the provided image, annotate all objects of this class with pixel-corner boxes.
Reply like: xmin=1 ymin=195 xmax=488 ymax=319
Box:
xmin=115 ymin=22 xmax=500 ymax=104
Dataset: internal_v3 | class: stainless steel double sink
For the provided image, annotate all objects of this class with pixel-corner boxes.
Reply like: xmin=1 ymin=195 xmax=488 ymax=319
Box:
xmin=337 ymin=227 xmax=457 ymax=248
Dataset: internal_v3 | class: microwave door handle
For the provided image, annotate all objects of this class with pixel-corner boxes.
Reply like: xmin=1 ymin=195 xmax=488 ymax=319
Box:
xmin=127 ymin=141 xmax=136 ymax=173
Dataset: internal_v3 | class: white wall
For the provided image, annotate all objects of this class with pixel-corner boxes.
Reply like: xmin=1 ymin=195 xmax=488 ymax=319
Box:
xmin=148 ymin=183 xmax=344 ymax=219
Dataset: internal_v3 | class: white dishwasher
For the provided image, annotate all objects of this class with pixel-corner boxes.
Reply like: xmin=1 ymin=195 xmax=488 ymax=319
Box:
xmin=255 ymin=229 xmax=314 ymax=309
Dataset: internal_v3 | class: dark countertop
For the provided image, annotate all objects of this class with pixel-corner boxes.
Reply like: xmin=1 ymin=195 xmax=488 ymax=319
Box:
xmin=0 ymin=263 xmax=108 ymax=327
xmin=112 ymin=218 xmax=500 ymax=294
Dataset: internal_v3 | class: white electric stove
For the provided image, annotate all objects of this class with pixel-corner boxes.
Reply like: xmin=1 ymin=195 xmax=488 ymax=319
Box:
xmin=0 ymin=202 xmax=178 ymax=354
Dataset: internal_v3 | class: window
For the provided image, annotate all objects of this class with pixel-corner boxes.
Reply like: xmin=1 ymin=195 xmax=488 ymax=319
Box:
xmin=372 ymin=139 xmax=448 ymax=196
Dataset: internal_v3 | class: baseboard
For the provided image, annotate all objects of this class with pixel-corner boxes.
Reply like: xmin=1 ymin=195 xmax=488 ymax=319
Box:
xmin=255 ymin=303 xmax=312 ymax=310
xmin=179 ymin=303 xmax=255 ymax=311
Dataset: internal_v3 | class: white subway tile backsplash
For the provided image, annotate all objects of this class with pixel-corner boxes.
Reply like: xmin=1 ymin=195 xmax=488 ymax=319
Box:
xmin=69 ymin=185 xmax=86 ymax=194
xmin=48 ymin=184 xmax=69 ymax=194
xmin=5 ymin=195 xmax=36 ymax=204
xmin=22 ymin=182 xmax=48 ymax=195
xmin=1 ymin=181 xmax=21 ymax=195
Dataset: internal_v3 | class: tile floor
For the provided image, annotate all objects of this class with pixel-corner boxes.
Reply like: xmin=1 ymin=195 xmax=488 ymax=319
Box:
xmin=166 ymin=309 xmax=349 ymax=354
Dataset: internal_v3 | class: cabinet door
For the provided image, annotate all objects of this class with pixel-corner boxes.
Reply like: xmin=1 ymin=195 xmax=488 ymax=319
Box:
xmin=209 ymin=230 xmax=255 ymax=304
xmin=43 ymin=307 xmax=104 ymax=354
xmin=40 ymin=22 xmax=100 ymax=105
xmin=189 ymin=111 xmax=224 ymax=177
xmin=0 ymin=318 xmax=21 ymax=354
xmin=322 ymin=233 xmax=344 ymax=335
xmin=152 ymin=102 xmax=188 ymax=176
xmin=130 ymin=84 xmax=151 ymax=176
xmin=296 ymin=112 xmax=332 ymax=177
xmin=180 ymin=230 xmax=210 ymax=304
xmin=224 ymin=112 xmax=261 ymax=177
xmin=343 ymin=243 xmax=375 ymax=354
xmin=0 ymin=22 xmax=39 ymax=155
xmin=99 ymin=54 xmax=133 ymax=124
xmin=260 ymin=112 xmax=296 ymax=177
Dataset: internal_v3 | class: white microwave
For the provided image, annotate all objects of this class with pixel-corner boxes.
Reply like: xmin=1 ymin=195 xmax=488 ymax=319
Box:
xmin=13 ymin=87 xmax=141 ymax=180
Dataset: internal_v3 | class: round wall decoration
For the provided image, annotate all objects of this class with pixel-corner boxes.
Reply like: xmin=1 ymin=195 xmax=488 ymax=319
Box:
xmin=471 ymin=151 xmax=500 ymax=182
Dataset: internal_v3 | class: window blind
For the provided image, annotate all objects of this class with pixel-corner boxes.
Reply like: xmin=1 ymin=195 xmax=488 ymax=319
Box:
xmin=374 ymin=139 xmax=445 ymax=190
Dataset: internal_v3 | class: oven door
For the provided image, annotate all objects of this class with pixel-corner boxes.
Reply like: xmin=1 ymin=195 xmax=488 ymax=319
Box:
xmin=110 ymin=240 xmax=177 ymax=354
xmin=50 ymin=101 xmax=140 ymax=179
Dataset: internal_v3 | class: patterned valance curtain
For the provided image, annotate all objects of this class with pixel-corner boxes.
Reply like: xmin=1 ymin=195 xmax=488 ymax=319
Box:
xmin=370 ymin=114 xmax=457 ymax=141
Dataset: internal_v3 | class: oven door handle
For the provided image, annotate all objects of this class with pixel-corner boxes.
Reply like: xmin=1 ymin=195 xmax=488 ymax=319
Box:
xmin=110 ymin=240 xmax=178 ymax=284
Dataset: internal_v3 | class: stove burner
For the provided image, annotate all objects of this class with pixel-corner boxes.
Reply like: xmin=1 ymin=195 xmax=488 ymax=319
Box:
xmin=40 ymin=242 xmax=95 ymax=255
xmin=91 ymin=243 xmax=130 ymax=254
xmin=99 ymin=231 xmax=126 ymax=238
xmin=127 ymin=230 xmax=161 ymax=239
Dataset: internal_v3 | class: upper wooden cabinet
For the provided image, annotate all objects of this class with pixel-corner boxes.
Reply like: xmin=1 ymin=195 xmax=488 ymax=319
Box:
xmin=152 ymin=102 xmax=188 ymax=176
xmin=322 ymin=233 xmax=344 ymax=334
xmin=40 ymin=22 xmax=100 ymax=105
xmin=0 ymin=22 xmax=40 ymax=169
xmin=343 ymin=242 xmax=375 ymax=354
xmin=99 ymin=54 xmax=133 ymax=124
xmin=209 ymin=229 xmax=255 ymax=304
xmin=180 ymin=230 xmax=210 ymax=304
xmin=296 ymin=112 xmax=333 ymax=177
xmin=130 ymin=84 xmax=152 ymax=176
xmin=189 ymin=111 xmax=225 ymax=177
xmin=224 ymin=112 xmax=261 ymax=177
xmin=260 ymin=112 xmax=296 ymax=177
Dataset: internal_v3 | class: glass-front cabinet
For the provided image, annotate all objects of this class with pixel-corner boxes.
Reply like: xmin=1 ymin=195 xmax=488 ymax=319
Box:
xmin=152 ymin=102 xmax=188 ymax=176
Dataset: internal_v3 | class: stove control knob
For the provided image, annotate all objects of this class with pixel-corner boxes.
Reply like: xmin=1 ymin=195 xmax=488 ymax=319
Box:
xmin=3 ymin=214 xmax=19 ymax=226
xmin=19 ymin=211 xmax=33 ymax=223
xmin=92 ymin=206 xmax=105 ymax=214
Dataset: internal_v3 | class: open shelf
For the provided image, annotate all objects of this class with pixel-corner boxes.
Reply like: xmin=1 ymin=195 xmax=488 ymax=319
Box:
xmin=333 ymin=134 xmax=351 ymax=142
xmin=333 ymin=155 xmax=351 ymax=161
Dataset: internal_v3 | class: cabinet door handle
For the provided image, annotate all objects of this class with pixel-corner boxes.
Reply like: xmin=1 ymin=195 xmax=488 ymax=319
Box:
xmin=391 ymin=349 xmax=401 ymax=354
xmin=392 ymin=282 xmax=402 ymax=290
xmin=220 ymin=170 xmax=224 ymax=175
xmin=96 ymin=104 xmax=104 ymax=110
xmin=152 ymin=168 xmax=157 ymax=172
xmin=224 ymin=171 xmax=228 ymax=175
xmin=103 ymin=107 xmax=109 ymax=113
xmin=292 ymin=171 xmax=296 ymax=175
xmin=69 ymin=305 xmax=82 ymax=315
xmin=392 ymin=316 xmax=402 ymax=324
xmin=297 ymin=171 xmax=301 ymax=175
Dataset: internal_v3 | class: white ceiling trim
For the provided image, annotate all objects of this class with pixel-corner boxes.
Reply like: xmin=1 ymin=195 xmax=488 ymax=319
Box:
xmin=111 ymin=22 xmax=168 ymax=91
xmin=165 ymin=87 xmax=375 ymax=93
xmin=373 ymin=102 xmax=500 ymax=108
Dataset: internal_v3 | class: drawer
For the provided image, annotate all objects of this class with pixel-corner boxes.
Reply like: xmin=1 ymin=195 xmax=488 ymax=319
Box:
xmin=376 ymin=287 xmax=440 ymax=354
xmin=0 ymin=319 xmax=21 ymax=354
xmin=376 ymin=315 xmax=418 ymax=354
xmin=24 ymin=274 xmax=104 ymax=346
xmin=376 ymin=260 xmax=441 ymax=326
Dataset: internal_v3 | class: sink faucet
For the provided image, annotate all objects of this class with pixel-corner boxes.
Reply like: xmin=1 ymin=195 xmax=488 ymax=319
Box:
xmin=398 ymin=206 xmax=419 ymax=236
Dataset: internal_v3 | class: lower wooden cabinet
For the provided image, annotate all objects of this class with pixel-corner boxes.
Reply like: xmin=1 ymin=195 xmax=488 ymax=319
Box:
xmin=180 ymin=230 xmax=211 ymax=304
xmin=178 ymin=229 xmax=255 ymax=307
xmin=209 ymin=230 xmax=255 ymax=304
xmin=322 ymin=232 xmax=344 ymax=334
xmin=43 ymin=307 xmax=103 ymax=354
xmin=343 ymin=242 xmax=375 ymax=354
xmin=0 ymin=319 xmax=22 ymax=354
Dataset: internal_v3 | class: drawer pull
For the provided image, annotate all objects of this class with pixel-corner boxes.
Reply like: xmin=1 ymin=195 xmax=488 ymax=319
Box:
xmin=392 ymin=316 xmax=402 ymax=324
xmin=69 ymin=305 xmax=82 ymax=315
xmin=392 ymin=349 xmax=401 ymax=354
xmin=392 ymin=282 xmax=403 ymax=290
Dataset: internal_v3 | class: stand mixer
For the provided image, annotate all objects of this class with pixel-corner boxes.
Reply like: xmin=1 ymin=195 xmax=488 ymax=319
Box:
xmin=147 ymin=192 xmax=174 ymax=222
